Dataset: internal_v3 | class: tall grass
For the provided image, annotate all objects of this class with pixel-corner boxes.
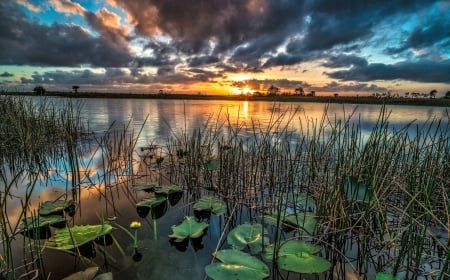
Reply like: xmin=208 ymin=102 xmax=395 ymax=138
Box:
xmin=1 ymin=96 xmax=449 ymax=279
xmin=0 ymin=96 xmax=83 ymax=278
xmin=163 ymin=104 xmax=449 ymax=279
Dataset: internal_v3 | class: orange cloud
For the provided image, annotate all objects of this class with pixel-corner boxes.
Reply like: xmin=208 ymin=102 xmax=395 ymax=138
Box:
xmin=50 ymin=0 xmax=86 ymax=15
xmin=17 ymin=0 xmax=41 ymax=12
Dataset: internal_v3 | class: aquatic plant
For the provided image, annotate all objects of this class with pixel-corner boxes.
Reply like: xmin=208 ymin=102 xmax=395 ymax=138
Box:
xmin=168 ymin=216 xmax=208 ymax=242
xmin=45 ymin=224 xmax=113 ymax=251
xmin=263 ymin=240 xmax=331 ymax=274
xmin=205 ymin=249 xmax=269 ymax=280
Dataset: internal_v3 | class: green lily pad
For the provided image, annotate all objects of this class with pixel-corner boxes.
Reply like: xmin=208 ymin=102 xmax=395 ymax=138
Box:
xmin=227 ymin=223 xmax=268 ymax=254
xmin=136 ymin=195 xmax=167 ymax=208
xmin=39 ymin=200 xmax=74 ymax=216
xmin=19 ymin=215 xmax=66 ymax=232
xmin=205 ymin=249 xmax=269 ymax=280
xmin=155 ymin=184 xmax=183 ymax=196
xmin=193 ymin=196 xmax=226 ymax=216
xmin=169 ymin=216 xmax=208 ymax=242
xmin=205 ymin=159 xmax=220 ymax=171
xmin=265 ymin=212 xmax=317 ymax=235
xmin=46 ymin=224 xmax=113 ymax=250
xmin=132 ymin=182 xmax=159 ymax=192
xmin=263 ymin=240 xmax=331 ymax=274
xmin=376 ymin=272 xmax=400 ymax=280
xmin=343 ymin=176 xmax=373 ymax=203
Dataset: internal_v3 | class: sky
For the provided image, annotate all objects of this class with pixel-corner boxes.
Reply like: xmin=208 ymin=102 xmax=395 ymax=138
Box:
xmin=0 ymin=0 xmax=449 ymax=96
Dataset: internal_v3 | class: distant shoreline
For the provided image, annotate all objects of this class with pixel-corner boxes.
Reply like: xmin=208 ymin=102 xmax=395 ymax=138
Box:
xmin=2 ymin=92 xmax=450 ymax=107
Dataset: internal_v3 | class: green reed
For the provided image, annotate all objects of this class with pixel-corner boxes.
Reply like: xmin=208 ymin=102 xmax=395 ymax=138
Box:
xmin=162 ymin=104 xmax=449 ymax=279
xmin=0 ymin=96 xmax=83 ymax=278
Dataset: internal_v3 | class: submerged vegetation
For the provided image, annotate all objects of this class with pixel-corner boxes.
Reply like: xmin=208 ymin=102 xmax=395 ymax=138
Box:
xmin=0 ymin=95 xmax=449 ymax=279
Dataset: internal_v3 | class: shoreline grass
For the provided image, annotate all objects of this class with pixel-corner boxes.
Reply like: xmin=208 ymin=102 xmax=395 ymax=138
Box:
xmin=2 ymin=91 xmax=450 ymax=107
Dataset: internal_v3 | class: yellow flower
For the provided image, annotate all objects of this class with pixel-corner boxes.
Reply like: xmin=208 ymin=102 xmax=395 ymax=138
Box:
xmin=130 ymin=221 xmax=142 ymax=229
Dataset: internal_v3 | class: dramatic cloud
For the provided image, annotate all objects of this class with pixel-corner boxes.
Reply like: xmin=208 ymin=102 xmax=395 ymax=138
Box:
xmin=0 ymin=2 xmax=132 ymax=67
xmin=385 ymin=14 xmax=450 ymax=54
xmin=326 ymin=59 xmax=450 ymax=83
xmin=1 ymin=0 xmax=449 ymax=94
xmin=50 ymin=0 xmax=86 ymax=15
xmin=322 ymin=55 xmax=368 ymax=68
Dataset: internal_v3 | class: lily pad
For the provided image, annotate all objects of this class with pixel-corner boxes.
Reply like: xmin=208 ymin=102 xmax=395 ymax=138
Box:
xmin=375 ymin=272 xmax=400 ymax=280
xmin=136 ymin=195 xmax=167 ymax=208
xmin=39 ymin=200 xmax=75 ymax=216
xmin=205 ymin=249 xmax=269 ymax=280
xmin=265 ymin=212 xmax=317 ymax=235
xmin=227 ymin=223 xmax=268 ymax=254
xmin=263 ymin=240 xmax=331 ymax=274
xmin=193 ymin=196 xmax=226 ymax=216
xmin=20 ymin=215 xmax=66 ymax=232
xmin=343 ymin=176 xmax=373 ymax=203
xmin=46 ymin=224 xmax=113 ymax=250
xmin=169 ymin=216 xmax=208 ymax=242
xmin=132 ymin=182 xmax=159 ymax=192
xmin=155 ymin=184 xmax=183 ymax=196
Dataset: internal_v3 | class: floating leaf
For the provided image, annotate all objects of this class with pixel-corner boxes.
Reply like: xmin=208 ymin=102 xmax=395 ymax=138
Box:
xmin=205 ymin=159 xmax=220 ymax=171
xmin=193 ymin=196 xmax=226 ymax=216
xmin=20 ymin=215 xmax=66 ymax=232
xmin=264 ymin=212 xmax=317 ymax=235
xmin=169 ymin=216 xmax=208 ymax=242
xmin=132 ymin=182 xmax=159 ymax=192
xmin=39 ymin=200 xmax=74 ymax=216
xmin=343 ymin=176 xmax=373 ymax=203
xmin=205 ymin=249 xmax=269 ymax=280
xmin=46 ymin=224 xmax=112 ymax=250
xmin=375 ymin=272 xmax=401 ymax=280
xmin=263 ymin=240 xmax=331 ymax=274
xmin=136 ymin=195 xmax=167 ymax=209
xmin=227 ymin=223 xmax=268 ymax=254
xmin=155 ymin=184 xmax=183 ymax=196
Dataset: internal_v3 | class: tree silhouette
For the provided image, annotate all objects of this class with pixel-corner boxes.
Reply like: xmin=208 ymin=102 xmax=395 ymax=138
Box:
xmin=72 ymin=85 xmax=79 ymax=94
xmin=267 ymin=85 xmax=279 ymax=95
xmin=429 ymin=89 xmax=437 ymax=99
xmin=445 ymin=91 xmax=450 ymax=99
xmin=295 ymin=87 xmax=305 ymax=96
xmin=33 ymin=86 xmax=46 ymax=95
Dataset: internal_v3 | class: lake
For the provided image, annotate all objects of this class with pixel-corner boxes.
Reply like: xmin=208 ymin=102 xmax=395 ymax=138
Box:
xmin=3 ymin=97 xmax=449 ymax=280
xmin=75 ymin=98 xmax=448 ymax=144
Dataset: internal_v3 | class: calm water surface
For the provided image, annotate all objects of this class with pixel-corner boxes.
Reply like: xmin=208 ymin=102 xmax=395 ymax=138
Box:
xmin=74 ymin=98 xmax=449 ymax=146
xmin=7 ymin=97 xmax=450 ymax=279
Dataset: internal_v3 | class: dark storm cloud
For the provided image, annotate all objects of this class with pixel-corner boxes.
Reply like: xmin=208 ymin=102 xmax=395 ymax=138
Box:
xmin=263 ymin=53 xmax=305 ymax=68
xmin=187 ymin=56 xmax=219 ymax=67
xmin=0 ymin=72 xmax=14 ymax=77
xmin=0 ymin=2 xmax=132 ymax=67
xmin=385 ymin=14 xmax=450 ymax=54
xmin=326 ymin=59 xmax=450 ymax=83
xmin=322 ymin=55 xmax=368 ymax=68
xmin=114 ymin=0 xmax=306 ymax=55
